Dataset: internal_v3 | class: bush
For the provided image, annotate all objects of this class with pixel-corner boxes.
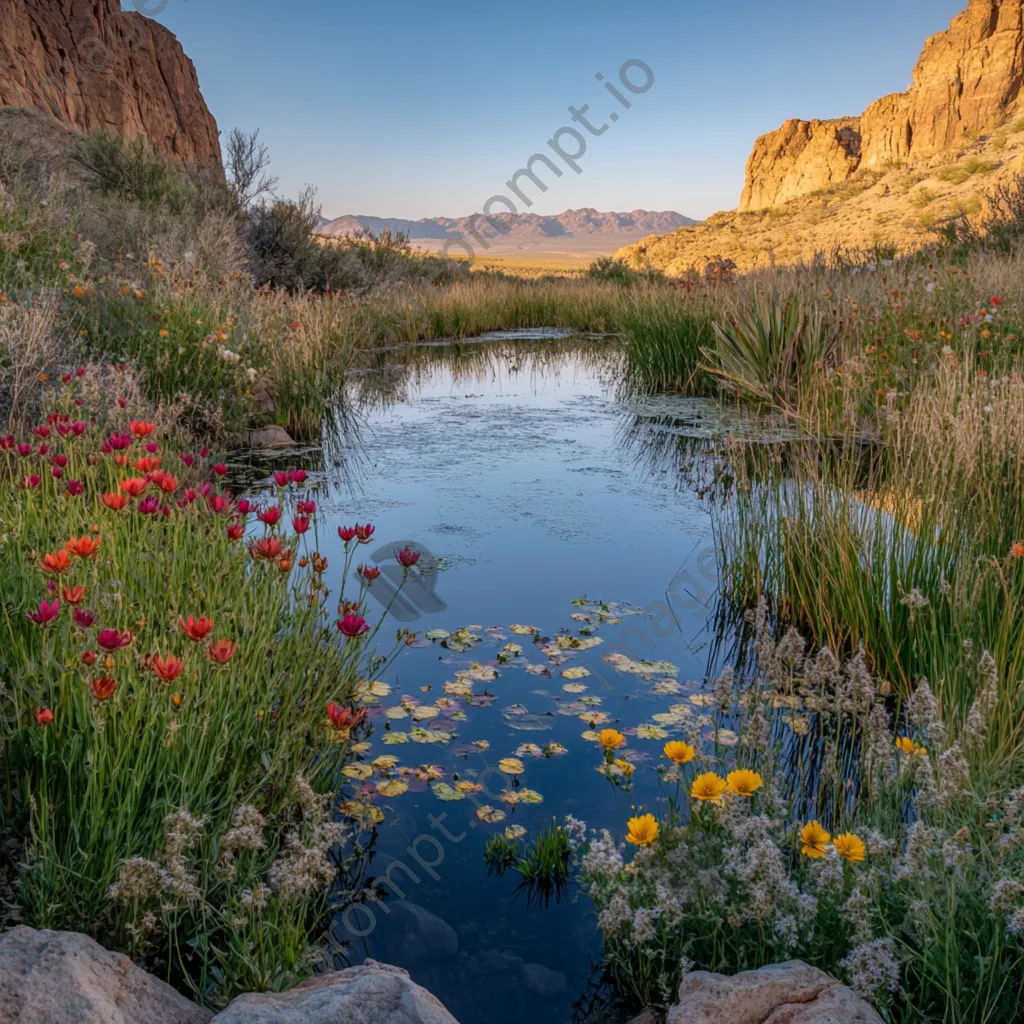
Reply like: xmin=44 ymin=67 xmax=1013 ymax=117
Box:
xmin=587 ymin=256 xmax=663 ymax=286
xmin=937 ymin=172 xmax=1024 ymax=257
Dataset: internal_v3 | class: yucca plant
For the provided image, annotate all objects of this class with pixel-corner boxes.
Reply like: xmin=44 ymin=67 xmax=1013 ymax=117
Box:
xmin=704 ymin=291 xmax=834 ymax=410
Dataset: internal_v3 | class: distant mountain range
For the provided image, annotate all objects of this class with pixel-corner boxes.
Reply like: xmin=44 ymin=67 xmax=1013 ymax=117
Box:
xmin=315 ymin=208 xmax=695 ymax=244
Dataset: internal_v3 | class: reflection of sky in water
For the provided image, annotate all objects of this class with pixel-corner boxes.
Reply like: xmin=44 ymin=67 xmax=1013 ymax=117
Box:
xmin=311 ymin=346 xmax=733 ymax=1024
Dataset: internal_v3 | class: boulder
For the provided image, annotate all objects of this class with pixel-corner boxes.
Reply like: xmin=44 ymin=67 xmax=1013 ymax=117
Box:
xmin=389 ymin=902 xmax=459 ymax=965
xmin=0 ymin=926 xmax=212 ymax=1024
xmin=667 ymin=960 xmax=882 ymax=1024
xmin=212 ymin=959 xmax=459 ymax=1024
xmin=247 ymin=425 xmax=295 ymax=447
xmin=520 ymin=961 xmax=567 ymax=995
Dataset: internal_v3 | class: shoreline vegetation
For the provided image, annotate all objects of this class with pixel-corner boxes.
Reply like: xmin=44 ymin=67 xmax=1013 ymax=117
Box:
xmin=4 ymin=111 xmax=1024 ymax=1020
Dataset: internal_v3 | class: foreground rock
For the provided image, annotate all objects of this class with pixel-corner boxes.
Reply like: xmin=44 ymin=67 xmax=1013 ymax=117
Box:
xmin=668 ymin=960 xmax=882 ymax=1024
xmin=212 ymin=960 xmax=459 ymax=1024
xmin=0 ymin=926 xmax=212 ymax=1024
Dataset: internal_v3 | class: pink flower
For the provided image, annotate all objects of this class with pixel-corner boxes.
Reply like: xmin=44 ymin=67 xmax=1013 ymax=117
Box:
xmin=32 ymin=426 xmax=50 ymax=439
xmin=138 ymin=496 xmax=160 ymax=515
xmin=289 ymin=469 xmax=307 ymax=484
xmin=292 ymin=515 xmax=311 ymax=534
xmin=180 ymin=453 xmax=196 ymax=468
xmin=337 ymin=614 xmax=370 ymax=638
xmin=66 ymin=480 xmax=84 ymax=496
xmin=297 ymin=498 xmax=315 ymax=515
xmin=52 ymin=467 xmax=63 ymax=480
xmin=198 ymin=482 xmax=214 ymax=497
xmin=213 ymin=463 xmax=228 ymax=476
xmin=396 ymin=546 xmax=420 ymax=568
xmin=35 ymin=707 xmax=54 ymax=728
xmin=273 ymin=471 xmax=289 ymax=486
xmin=258 ymin=506 xmax=281 ymax=526
xmin=73 ymin=608 xmax=96 ymax=628
xmin=97 ymin=628 xmax=133 ymax=651
xmin=53 ymin=453 xmax=68 ymax=468
xmin=21 ymin=475 xmax=40 ymax=490
xmin=356 ymin=523 xmax=375 ymax=544
xmin=16 ymin=443 xmax=31 ymax=457
xmin=236 ymin=499 xmax=252 ymax=514
xmin=208 ymin=494 xmax=231 ymax=514
xmin=27 ymin=599 xmax=60 ymax=626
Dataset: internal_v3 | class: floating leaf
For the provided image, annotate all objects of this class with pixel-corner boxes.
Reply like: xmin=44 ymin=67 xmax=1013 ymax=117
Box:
xmin=562 ymin=666 xmax=591 ymax=680
xmin=368 ymin=680 xmax=391 ymax=697
xmin=544 ymin=742 xmax=568 ymax=756
xmin=652 ymin=712 xmax=685 ymax=725
xmin=511 ymin=624 xmax=538 ymax=635
xmin=517 ymin=788 xmax=544 ymax=804
xmin=342 ymin=763 xmax=373 ymax=781
xmin=376 ymin=779 xmax=408 ymax=796
xmin=372 ymin=755 xmax=400 ymax=770
xmin=716 ymin=729 xmax=739 ymax=746
xmin=472 ymin=739 xmax=490 ymax=750
xmin=425 ymin=629 xmax=451 ymax=640
xmin=689 ymin=693 xmax=715 ymax=707
xmin=516 ymin=743 xmax=544 ymax=758
xmin=580 ymin=711 xmax=611 ymax=725
xmin=498 ymin=757 xmax=525 ymax=775
xmin=505 ymin=824 xmax=527 ymax=840
xmin=410 ymin=705 xmax=439 ymax=720
xmin=581 ymin=730 xmax=601 ymax=742
xmin=505 ymin=713 xmax=553 ymax=732
xmin=431 ymin=782 xmax=465 ymax=801
xmin=385 ymin=706 xmax=409 ymax=720
xmin=570 ymin=613 xmax=591 ymax=622
xmin=476 ymin=805 xmax=506 ymax=823
xmin=351 ymin=741 xmax=372 ymax=754
xmin=466 ymin=664 xmax=498 ymax=682
xmin=652 ymin=680 xmax=683 ymax=695
xmin=635 ymin=724 xmax=669 ymax=740
xmin=580 ymin=696 xmax=603 ymax=707
xmin=410 ymin=727 xmax=450 ymax=745
xmin=455 ymin=780 xmax=482 ymax=793
xmin=501 ymin=643 xmax=523 ymax=657
xmin=501 ymin=790 xmax=521 ymax=805
xmin=340 ymin=800 xmax=385 ymax=826
xmin=382 ymin=732 xmax=410 ymax=745
xmin=562 ymin=683 xmax=587 ymax=694
xmin=445 ymin=680 xmax=473 ymax=697
xmin=412 ymin=764 xmax=446 ymax=780
xmin=524 ymin=664 xmax=550 ymax=676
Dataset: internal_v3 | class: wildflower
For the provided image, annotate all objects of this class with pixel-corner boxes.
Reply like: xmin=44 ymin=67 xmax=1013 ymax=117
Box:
xmin=128 ymin=420 xmax=156 ymax=438
xmin=274 ymin=471 xmax=289 ymax=486
xmin=66 ymin=480 xmax=84 ymax=496
xmin=61 ymin=586 xmax=86 ymax=605
xmin=27 ymin=600 xmax=60 ymax=626
xmin=207 ymin=639 xmax=238 ymax=664
xmin=227 ymin=522 xmax=245 ymax=540
xmin=337 ymin=614 xmax=370 ymax=638
xmin=625 ymin=813 xmax=659 ymax=847
xmin=726 ymin=769 xmax=763 ymax=797
xmin=97 ymin=629 xmax=133 ymax=652
xmin=213 ymin=462 xmax=228 ymax=476
xmin=73 ymin=608 xmax=96 ymax=628
xmin=663 ymin=740 xmax=695 ymax=764
xmin=180 ymin=615 xmax=214 ymax=642
xmin=297 ymin=498 xmax=315 ymax=515
xmin=1011 ymin=542 xmax=1024 ymax=559
xmin=154 ymin=472 xmax=177 ymax=493
xmin=833 ymin=833 xmax=866 ymax=863
xmin=800 ymin=820 xmax=831 ymax=858
xmin=92 ymin=676 xmax=118 ymax=700
xmin=150 ymin=654 xmax=184 ymax=682
xmin=356 ymin=523 xmax=375 ymax=543
xmin=65 ymin=535 xmax=101 ymax=558
xmin=102 ymin=493 xmax=128 ymax=511
xmin=40 ymin=550 xmax=72 ymax=574
xmin=278 ymin=557 xmax=292 ymax=572
xmin=207 ymin=494 xmax=231 ymax=514
xmin=289 ymin=469 xmax=307 ymax=484
xmin=35 ymin=708 xmax=54 ymax=727
xmin=119 ymin=477 xmax=149 ymax=498
xmin=613 ymin=758 xmax=635 ymax=777
xmin=292 ymin=515 xmax=311 ymax=534
xmin=358 ymin=564 xmax=381 ymax=583
xmin=599 ymin=729 xmax=626 ymax=750
xmin=691 ymin=772 xmax=728 ymax=804
xmin=396 ymin=546 xmax=420 ymax=568
xmin=895 ymin=735 xmax=926 ymax=756
xmin=21 ymin=475 xmax=40 ymax=490
xmin=258 ymin=506 xmax=281 ymax=526
xmin=338 ymin=525 xmax=357 ymax=543
xmin=840 ymin=938 xmax=900 ymax=1005
xmin=312 ymin=554 xmax=328 ymax=574
xmin=138 ymin=496 xmax=159 ymax=515
xmin=250 ymin=536 xmax=285 ymax=560
xmin=327 ymin=703 xmax=367 ymax=732
xmin=180 ymin=453 xmax=196 ymax=468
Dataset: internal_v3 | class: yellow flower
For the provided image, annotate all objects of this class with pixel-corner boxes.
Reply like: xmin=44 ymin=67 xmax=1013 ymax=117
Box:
xmin=800 ymin=820 xmax=831 ymax=858
xmin=896 ymin=736 xmax=927 ymax=756
xmin=726 ymin=769 xmax=763 ymax=797
xmin=690 ymin=772 xmax=727 ymax=804
xmin=663 ymin=740 xmax=696 ymax=764
xmin=613 ymin=758 xmax=635 ymax=777
xmin=625 ymin=813 xmax=659 ymax=846
xmin=599 ymin=728 xmax=626 ymax=750
xmin=833 ymin=832 xmax=866 ymax=863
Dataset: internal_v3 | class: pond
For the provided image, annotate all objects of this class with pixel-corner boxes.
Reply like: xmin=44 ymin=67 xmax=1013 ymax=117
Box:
xmin=244 ymin=336 xmax=775 ymax=1022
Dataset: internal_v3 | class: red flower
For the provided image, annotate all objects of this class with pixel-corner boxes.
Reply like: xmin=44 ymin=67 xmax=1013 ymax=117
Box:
xmin=138 ymin=496 xmax=160 ymax=515
xmin=289 ymin=469 xmax=307 ymax=484
xmin=207 ymin=638 xmax=237 ymax=664
xmin=73 ymin=608 xmax=96 ymax=628
xmin=150 ymin=653 xmax=184 ymax=682
xmin=145 ymin=441 xmax=159 ymax=453
xmin=395 ymin=546 xmax=420 ymax=568
xmin=119 ymin=477 xmax=149 ymax=498
xmin=337 ymin=614 xmax=370 ymax=638
xmin=236 ymin=499 xmax=252 ymax=514
xmin=292 ymin=515 xmax=311 ymax=534
xmin=0 ymin=435 xmax=13 ymax=450
xmin=102 ymin=492 xmax=128 ymax=511
xmin=92 ymin=676 xmax=118 ymax=701
xmin=22 ymin=475 xmax=40 ymax=490
xmin=66 ymin=480 xmax=84 ymax=496
xmin=180 ymin=615 xmax=215 ymax=642
xmin=213 ymin=463 xmax=228 ymax=476
xmin=40 ymin=550 xmax=72 ymax=574
xmin=274 ymin=471 xmax=289 ymax=486
xmin=108 ymin=433 xmax=132 ymax=451
xmin=32 ymin=426 xmax=50 ymax=439
xmin=356 ymin=523 xmax=375 ymax=544
xmin=250 ymin=536 xmax=285 ymax=560
xmin=134 ymin=456 xmax=160 ymax=473
xmin=27 ymin=599 xmax=60 ymax=626
xmin=991 ymin=296 xmax=1003 ymax=305
xmin=208 ymin=494 xmax=231 ymax=514
xmin=327 ymin=702 xmax=367 ymax=731
xmin=358 ymin=565 xmax=381 ymax=583
xmin=34 ymin=707 xmax=54 ymax=728
xmin=153 ymin=471 xmax=178 ymax=493
xmin=338 ymin=525 xmax=357 ymax=543
xmin=65 ymin=534 xmax=102 ymax=558
xmin=53 ymin=453 xmax=68 ymax=468
xmin=297 ymin=498 xmax=315 ymax=515
xmin=16 ymin=443 xmax=31 ymax=457
xmin=258 ymin=505 xmax=281 ymax=526
xmin=81 ymin=650 xmax=98 ymax=665
xmin=61 ymin=585 xmax=87 ymax=605
xmin=180 ymin=453 xmax=196 ymax=468
xmin=129 ymin=420 xmax=156 ymax=438
xmin=227 ymin=522 xmax=245 ymax=541
xmin=97 ymin=628 xmax=132 ymax=652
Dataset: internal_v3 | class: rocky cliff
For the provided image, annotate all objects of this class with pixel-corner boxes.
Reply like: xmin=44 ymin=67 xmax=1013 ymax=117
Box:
xmin=0 ymin=0 xmax=223 ymax=179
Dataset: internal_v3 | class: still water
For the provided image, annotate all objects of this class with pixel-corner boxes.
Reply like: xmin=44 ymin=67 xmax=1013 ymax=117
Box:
xmin=252 ymin=338 xmax=764 ymax=1022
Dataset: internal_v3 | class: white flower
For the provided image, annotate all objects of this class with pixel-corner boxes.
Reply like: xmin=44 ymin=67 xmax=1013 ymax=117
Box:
xmin=926 ymin=282 xmax=936 ymax=293
xmin=246 ymin=367 xmax=258 ymax=382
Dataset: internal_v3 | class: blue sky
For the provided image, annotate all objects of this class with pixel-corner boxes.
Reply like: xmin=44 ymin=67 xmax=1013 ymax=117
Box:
xmin=149 ymin=0 xmax=964 ymax=220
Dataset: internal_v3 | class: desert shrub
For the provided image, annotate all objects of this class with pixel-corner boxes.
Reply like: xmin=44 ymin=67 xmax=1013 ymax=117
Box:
xmin=938 ymin=172 xmax=1024 ymax=257
xmin=587 ymin=256 xmax=663 ymax=286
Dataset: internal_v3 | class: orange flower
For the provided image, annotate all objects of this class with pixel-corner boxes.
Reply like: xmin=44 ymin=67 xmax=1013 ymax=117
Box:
xmin=150 ymin=653 xmax=184 ymax=682
xmin=119 ymin=477 xmax=149 ymax=498
xmin=134 ymin=456 xmax=161 ymax=473
xmin=153 ymin=472 xmax=177 ymax=493
xmin=207 ymin=638 xmax=237 ymax=664
xmin=65 ymin=535 xmax=102 ymax=558
xmin=1011 ymin=542 xmax=1024 ymax=559
xmin=129 ymin=420 xmax=156 ymax=438
xmin=102 ymin=493 xmax=128 ymax=511
xmin=92 ymin=675 xmax=118 ymax=700
xmin=179 ymin=615 xmax=214 ymax=642
xmin=278 ymin=557 xmax=293 ymax=572
xmin=40 ymin=550 xmax=72 ymax=574
xmin=61 ymin=585 xmax=87 ymax=605
xmin=171 ymin=692 xmax=184 ymax=709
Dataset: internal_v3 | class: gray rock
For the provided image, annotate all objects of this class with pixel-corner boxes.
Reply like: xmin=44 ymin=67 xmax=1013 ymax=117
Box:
xmin=668 ymin=960 xmax=882 ymax=1024
xmin=212 ymin=959 xmax=459 ymax=1023
xmin=627 ymin=1012 xmax=661 ymax=1024
xmin=520 ymin=961 xmax=567 ymax=995
xmin=0 ymin=925 xmax=212 ymax=1024
xmin=247 ymin=425 xmax=294 ymax=447
xmin=390 ymin=902 xmax=459 ymax=964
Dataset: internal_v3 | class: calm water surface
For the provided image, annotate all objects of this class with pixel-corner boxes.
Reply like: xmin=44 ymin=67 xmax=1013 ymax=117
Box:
xmin=251 ymin=339 xmax=759 ymax=1023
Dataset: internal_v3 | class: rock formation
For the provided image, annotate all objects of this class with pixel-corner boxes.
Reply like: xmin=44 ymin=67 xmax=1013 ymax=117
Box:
xmin=739 ymin=0 xmax=1024 ymax=211
xmin=0 ymin=0 xmax=223 ymax=179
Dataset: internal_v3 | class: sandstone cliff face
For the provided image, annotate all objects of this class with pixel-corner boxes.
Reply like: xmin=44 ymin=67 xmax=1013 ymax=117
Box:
xmin=0 ymin=0 xmax=223 ymax=179
xmin=741 ymin=0 xmax=1024 ymax=209
xmin=739 ymin=118 xmax=862 ymax=212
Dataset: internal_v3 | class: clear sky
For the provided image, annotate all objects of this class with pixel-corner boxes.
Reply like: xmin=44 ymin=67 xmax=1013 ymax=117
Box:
xmin=147 ymin=0 xmax=964 ymax=221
